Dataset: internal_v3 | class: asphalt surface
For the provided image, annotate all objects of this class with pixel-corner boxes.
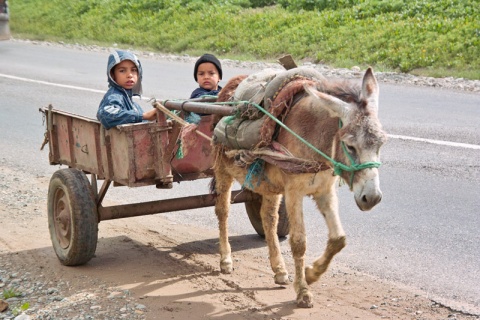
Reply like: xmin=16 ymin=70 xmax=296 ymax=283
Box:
xmin=0 ymin=40 xmax=479 ymax=315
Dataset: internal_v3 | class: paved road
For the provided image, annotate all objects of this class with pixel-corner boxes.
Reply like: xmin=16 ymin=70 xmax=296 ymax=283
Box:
xmin=1 ymin=40 xmax=479 ymax=315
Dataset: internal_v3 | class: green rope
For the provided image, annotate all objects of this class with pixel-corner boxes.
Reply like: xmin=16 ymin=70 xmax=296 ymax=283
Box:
xmin=337 ymin=119 xmax=381 ymax=186
xmin=223 ymin=115 xmax=236 ymax=125
xmin=176 ymin=140 xmax=184 ymax=159
xmin=196 ymin=94 xmax=219 ymax=99
xmin=163 ymin=99 xmax=381 ymax=186
xmin=243 ymin=159 xmax=265 ymax=189
xmin=234 ymin=101 xmax=382 ymax=187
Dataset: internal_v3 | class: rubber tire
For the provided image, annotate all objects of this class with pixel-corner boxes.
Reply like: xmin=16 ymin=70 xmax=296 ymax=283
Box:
xmin=245 ymin=193 xmax=289 ymax=238
xmin=47 ymin=168 xmax=98 ymax=266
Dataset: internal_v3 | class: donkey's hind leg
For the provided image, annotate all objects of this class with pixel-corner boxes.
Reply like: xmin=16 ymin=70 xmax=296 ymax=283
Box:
xmin=306 ymin=191 xmax=346 ymax=285
xmin=260 ymin=194 xmax=289 ymax=285
xmin=213 ymin=169 xmax=235 ymax=274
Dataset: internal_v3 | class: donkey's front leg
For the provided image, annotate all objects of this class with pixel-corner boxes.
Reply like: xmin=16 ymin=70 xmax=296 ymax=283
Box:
xmin=260 ymin=194 xmax=289 ymax=285
xmin=213 ymin=172 xmax=235 ymax=274
xmin=306 ymin=191 xmax=346 ymax=285
xmin=285 ymin=192 xmax=313 ymax=308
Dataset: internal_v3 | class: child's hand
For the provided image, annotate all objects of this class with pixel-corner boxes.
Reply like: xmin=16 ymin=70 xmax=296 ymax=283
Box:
xmin=143 ymin=108 xmax=157 ymax=121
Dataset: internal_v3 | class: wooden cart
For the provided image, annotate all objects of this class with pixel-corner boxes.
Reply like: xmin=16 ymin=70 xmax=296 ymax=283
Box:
xmin=40 ymin=100 xmax=289 ymax=266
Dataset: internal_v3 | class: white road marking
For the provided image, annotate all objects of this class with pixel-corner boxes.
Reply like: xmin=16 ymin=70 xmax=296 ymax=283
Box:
xmin=388 ymin=134 xmax=480 ymax=150
xmin=2 ymin=73 xmax=479 ymax=150
xmin=0 ymin=73 xmax=106 ymax=94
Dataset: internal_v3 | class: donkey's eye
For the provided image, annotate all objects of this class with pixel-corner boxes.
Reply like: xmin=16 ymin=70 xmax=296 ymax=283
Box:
xmin=345 ymin=144 xmax=356 ymax=154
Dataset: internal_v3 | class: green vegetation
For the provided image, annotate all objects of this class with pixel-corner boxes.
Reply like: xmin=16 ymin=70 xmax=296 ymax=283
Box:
xmin=1 ymin=288 xmax=22 ymax=299
xmin=11 ymin=302 xmax=30 ymax=316
xmin=9 ymin=0 xmax=480 ymax=79
xmin=1 ymin=289 xmax=29 ymax=316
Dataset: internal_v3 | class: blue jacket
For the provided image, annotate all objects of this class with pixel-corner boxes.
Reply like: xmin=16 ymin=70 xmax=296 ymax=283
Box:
xmin=190 ymin=86 xmax=223 ymax=99
xmin=97 ymin=50 xmax=145 ymax=129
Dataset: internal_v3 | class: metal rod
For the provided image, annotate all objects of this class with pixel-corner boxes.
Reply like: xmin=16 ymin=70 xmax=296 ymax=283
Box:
xmin=97 ymin=179 xmax=111 ymax=206
xmin=153 ymin=102 xmax=212 ymax=141
xmin=158 ymin=100 xmax=236 ymax=116
xmin=98 ymin=189 xmax=253 ymax=221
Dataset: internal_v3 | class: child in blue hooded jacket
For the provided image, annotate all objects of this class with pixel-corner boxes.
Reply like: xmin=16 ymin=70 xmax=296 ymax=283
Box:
xmin=97 ymin=50 xmax=157 ymax=129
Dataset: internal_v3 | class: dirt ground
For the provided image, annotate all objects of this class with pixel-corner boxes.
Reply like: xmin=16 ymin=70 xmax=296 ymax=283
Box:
xmin=0 ymin=165 xmax=478 ymax=320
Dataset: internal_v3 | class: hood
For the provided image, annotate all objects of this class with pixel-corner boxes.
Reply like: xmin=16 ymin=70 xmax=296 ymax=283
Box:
xmin=107 ymin=50 xmax=143 ymax=96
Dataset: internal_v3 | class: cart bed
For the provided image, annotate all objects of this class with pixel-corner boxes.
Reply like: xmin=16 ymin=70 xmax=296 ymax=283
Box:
xmin=41 ymin=107 xmax=215 ymax=188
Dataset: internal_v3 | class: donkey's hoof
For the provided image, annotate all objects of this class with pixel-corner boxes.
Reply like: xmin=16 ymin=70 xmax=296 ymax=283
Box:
xmin=220 ymin=260 xmax=233 ymax=274
xmin=296 ymin=291 xmax=314 ymax=308
xmin=274 ymin=272 xmax=290 ymax=285
xmin=305 ymin=265 xmax=320 ymax=285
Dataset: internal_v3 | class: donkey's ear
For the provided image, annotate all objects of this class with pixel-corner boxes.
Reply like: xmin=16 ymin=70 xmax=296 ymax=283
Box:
xmin=362 ymin=67 xmax=379 ymax=112
xmin=303 ymin=84 xmax=351 ymax=119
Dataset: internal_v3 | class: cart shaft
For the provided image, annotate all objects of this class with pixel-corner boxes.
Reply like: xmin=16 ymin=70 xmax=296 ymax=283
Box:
xmin=98 ymin=190 xmax=253 ymax=221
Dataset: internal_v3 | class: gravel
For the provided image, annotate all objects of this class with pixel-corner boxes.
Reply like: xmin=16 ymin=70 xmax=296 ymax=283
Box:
xmin=0 ymin=260 xmax=147 ymax=320
xmin=0 ymin=163 xmax=147 ymax=320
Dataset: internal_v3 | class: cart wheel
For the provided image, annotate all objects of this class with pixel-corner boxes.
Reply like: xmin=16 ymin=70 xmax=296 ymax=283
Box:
xmin=245 ymin=193 xmax=289 ymax=238
xmin=47 ymin=168 xmax=98 ymax=266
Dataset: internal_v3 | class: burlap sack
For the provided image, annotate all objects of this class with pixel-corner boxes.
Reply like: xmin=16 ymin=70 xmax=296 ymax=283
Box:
xmin=233 ymin=68 xmax=280 ymax=105
xmin=213 ymin=67 xmax=326 ymax=150
xmin=213 ymin=117 xmax=264 ymax=149
xmin=263 ymin=67 xmax=326 ymax=109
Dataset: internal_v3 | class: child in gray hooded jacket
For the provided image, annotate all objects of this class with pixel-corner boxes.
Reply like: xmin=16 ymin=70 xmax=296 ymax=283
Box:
xmin=97 ymin=50 xmax=156 ymax=129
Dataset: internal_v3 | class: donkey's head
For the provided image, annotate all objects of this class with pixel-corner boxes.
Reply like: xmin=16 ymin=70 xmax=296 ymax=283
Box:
xmin=304 ymin=68 xmax=387 ymax=211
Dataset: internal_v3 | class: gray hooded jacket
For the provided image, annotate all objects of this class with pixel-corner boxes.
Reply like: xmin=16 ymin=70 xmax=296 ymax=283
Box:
xmin=97 ymin=50 xmax=145 ymax=129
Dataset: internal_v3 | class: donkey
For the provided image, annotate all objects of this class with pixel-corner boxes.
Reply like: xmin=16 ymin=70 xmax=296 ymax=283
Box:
xmin=212 ymin=68 xmax=387 ymax=308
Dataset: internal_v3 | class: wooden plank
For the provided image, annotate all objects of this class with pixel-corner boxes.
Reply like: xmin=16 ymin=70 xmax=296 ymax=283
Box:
xmin=66 ymin=116 xmax=75 ymax=166
xmin=278 ymin=54 xmax=298 ymax=70
xmin=93 ymin=125 xmax=105 ymax=178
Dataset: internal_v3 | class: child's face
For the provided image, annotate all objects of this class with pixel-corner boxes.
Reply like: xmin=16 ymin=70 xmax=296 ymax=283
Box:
xmin=196 ymin=62 xmax=220 ymax=91
xmin=112 ymin=60 xmax=138 ymax=90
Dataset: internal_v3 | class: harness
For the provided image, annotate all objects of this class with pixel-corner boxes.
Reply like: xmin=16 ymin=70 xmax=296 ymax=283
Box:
xmin=232 ymin=99 xmax=382 ymax=188
xmin=207 ymin=75 xmax=383 ymax=188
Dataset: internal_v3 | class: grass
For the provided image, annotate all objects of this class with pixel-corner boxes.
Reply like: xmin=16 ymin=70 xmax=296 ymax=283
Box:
xmin=1 ymin=288 xmax=22 ymax=299
xmin=1 ymin=289 xmax=30 ymax=316
xmin=8 ymin=0 xmax=480 ymax=80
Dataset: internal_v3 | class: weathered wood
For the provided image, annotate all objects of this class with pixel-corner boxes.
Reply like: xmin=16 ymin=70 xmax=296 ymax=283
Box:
xmin=278 ymin=54 xmax=298 ymax=70
xmin=40 ymin=107 xmax=215 ymax=188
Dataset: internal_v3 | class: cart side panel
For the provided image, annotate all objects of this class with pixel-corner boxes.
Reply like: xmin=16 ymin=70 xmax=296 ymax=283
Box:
xmin=53 ymin=113 xmax=73 ymax=166
xmin=106 ymin=129 xmax=130 ymax=185
xmin=132 ymin=128 xmax=156 ymax=181
xmin=71 ymin=117 xmax=103 ymax=175
xmin=49 ymin=111 xmax=105 ymax=176
xmin=170 ymin=115 xmax=214 ymax=175
xmin=45 ymin=107 xmax=204 ymax=188
xmin=106 ymin=122 xmax=162 ymax=187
